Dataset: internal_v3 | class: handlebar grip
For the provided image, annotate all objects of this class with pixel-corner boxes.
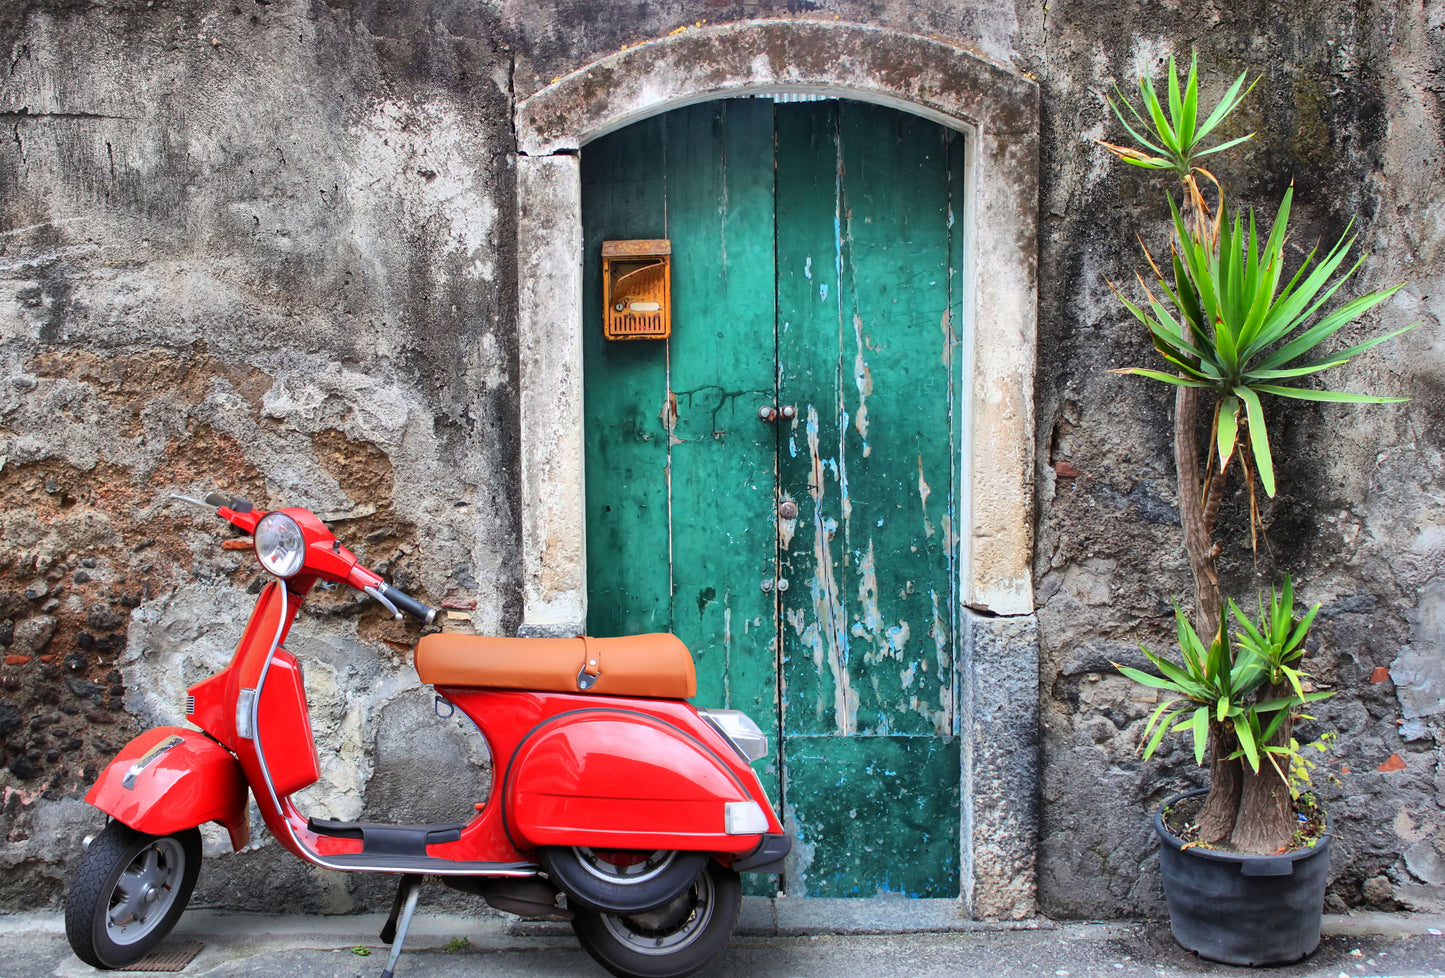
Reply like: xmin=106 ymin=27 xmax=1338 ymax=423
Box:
xmin=379 ymin=583 xmax=437 ymax=625
xmin=204 ymin=491 xmax=253 ymax=513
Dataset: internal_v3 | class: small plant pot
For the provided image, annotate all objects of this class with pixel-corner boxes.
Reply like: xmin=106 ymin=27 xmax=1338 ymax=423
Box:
xmin=1154 ymin=788 xmax=1332 ymax=967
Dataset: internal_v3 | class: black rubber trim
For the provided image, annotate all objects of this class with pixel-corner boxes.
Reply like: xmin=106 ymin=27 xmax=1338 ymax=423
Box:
xmin=307 ymin=817 xmax=463 ymax=855
xmin=731 ymin=833 xmax=791 ymax=873
xmin=499 ymin=706 xmax=752 ymax=851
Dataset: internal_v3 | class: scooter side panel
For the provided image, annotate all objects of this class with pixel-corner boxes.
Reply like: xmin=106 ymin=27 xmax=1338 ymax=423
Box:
xmin=254 ymin=650 xmax=321 ymax=797
xmin=86 ymin=727 xmax=251 ymax=851
xmin=504 ymin=710 xmax=760 ymax=853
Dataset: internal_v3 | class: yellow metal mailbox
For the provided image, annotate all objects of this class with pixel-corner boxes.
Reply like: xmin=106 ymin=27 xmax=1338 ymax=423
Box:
xmin=602 ymin=239 xmax=671 ymax=340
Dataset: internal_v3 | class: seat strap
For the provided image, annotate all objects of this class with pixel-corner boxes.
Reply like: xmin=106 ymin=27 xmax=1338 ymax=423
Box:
xmin=575 ymin=636 xmax=602 ymax=691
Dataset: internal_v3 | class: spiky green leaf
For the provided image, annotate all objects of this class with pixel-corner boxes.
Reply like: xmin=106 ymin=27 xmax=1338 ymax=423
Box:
xmin=1253 ymin=385 xmax=1409 ymax=404
xmin=1235 ymin=718 xmax=1261 ymax=771
xmin=1191 ymin=706 xmax=1209 ymax=765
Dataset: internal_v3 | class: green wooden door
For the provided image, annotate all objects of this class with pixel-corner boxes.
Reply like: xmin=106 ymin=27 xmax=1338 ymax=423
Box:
xmin=582 ymin=98 xmax=965 ymax=898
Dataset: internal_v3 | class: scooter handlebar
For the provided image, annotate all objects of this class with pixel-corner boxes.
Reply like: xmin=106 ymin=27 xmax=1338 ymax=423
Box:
xmin=376 ymin=582 xmax=438 ymax=626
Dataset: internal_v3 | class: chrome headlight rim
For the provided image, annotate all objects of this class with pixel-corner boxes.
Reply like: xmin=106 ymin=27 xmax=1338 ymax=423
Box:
xmin=254 ymin=512 xmax=306 ymax=578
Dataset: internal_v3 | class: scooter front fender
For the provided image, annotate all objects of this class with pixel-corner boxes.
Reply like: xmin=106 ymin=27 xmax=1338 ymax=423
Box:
xmin=86 ymin=727 xmax=250 ymax=851
xmin=504 ymin=709 xmax=768 ymax=853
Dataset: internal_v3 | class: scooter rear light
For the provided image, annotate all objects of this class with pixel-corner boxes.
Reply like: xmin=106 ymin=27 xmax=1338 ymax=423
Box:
xmin=724 ymin=801 xmax=769 ymax=835
xmin=698 ymin=709 xmax=768 ymax=762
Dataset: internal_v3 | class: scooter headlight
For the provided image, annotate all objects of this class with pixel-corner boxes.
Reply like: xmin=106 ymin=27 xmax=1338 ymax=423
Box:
xmin=254 ymin=512 xmax=306 ymax=578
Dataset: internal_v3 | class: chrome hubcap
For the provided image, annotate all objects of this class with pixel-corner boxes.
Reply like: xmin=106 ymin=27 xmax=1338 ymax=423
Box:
xmin=575 ymin=847 xmax=678 ymax=886
xmin=600 ymin=871 xmax=715 ymax=955
xmin=106 ymin=837 xmax=185 ymax=946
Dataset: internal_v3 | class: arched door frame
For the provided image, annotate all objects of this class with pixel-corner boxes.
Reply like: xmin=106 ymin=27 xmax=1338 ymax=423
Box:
xmin=512 ymin=20 xmax=1040 ymax=919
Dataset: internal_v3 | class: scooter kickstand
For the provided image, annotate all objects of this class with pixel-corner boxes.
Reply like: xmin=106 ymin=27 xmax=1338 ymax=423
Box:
xmin=378 ymin=874 xmax=423 ymax=978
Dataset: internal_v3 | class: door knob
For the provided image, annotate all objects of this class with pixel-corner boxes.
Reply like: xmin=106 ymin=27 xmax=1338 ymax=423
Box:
xmin=777 ymin=501 xmax=799 ymax=519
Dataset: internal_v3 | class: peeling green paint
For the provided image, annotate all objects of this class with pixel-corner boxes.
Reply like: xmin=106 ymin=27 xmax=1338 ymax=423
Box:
xmin=784 ymin=735 xmax=961 ymax=897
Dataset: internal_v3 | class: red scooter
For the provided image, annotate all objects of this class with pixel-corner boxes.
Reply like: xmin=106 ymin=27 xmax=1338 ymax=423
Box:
xmin=65 ymin=492 xmax=788 ymax=978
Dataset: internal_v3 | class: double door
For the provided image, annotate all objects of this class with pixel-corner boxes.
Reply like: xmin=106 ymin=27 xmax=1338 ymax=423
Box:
xmin=581 ymin=98 xmax=965 ymax=897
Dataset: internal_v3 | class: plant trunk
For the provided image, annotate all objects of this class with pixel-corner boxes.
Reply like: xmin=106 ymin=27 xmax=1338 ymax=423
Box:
xmin=1229 ymin=683 xmax=1298 ymax=853
xmin=1175 ymin=385 xmax=1243 ymax=842
xmin=1175 ymin=386 xmax=1222 ymax=641
xmin=1196 ymin=719 xmax=1242 ymax=844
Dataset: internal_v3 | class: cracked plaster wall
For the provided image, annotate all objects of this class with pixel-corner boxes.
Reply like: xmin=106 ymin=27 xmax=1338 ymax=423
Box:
xmin=0 ymin=0 xmax=518 ymax=912
xmin=1022 ymin=0 xmax=1445 ymax=919
xmin=1 ymin=0 xmax=1443 ymax=920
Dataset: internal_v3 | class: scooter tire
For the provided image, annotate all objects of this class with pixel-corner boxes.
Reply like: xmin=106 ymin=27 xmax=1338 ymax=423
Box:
xmin=570 ymin=862 xmax=741 ymax=978
xmin=65 ymin=822 xmax=201 ymax=969
xmin=542 ymin=846 xmax=709 ymax=914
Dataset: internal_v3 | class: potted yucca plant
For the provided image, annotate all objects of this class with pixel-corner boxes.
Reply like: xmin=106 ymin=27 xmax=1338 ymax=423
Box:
xmin=1099 ymin=54 xmax=1416 ymax=964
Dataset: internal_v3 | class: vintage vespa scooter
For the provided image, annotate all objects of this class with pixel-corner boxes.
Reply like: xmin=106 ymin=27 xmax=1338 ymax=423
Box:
xmin=65 ymin=492 xmax=789 ymax=978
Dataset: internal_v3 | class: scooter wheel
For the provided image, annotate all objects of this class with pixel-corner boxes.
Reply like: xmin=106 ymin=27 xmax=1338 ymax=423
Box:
xmin=542 ymin=846 xmax=708 ymax=914
xmin=570 ymin=862 xmax=741 ymax=978
xmin=65 ymin=822 xmax=201 ymax=969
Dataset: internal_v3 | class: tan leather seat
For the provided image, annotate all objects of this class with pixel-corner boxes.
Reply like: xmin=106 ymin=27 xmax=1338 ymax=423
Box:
xmin=414 ymin=633 xmax=697 ymax=700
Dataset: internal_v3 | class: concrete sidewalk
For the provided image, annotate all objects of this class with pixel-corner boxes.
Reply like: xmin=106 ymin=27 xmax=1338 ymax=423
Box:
xmin=1 ymin=905 xmax=1441 ymax=978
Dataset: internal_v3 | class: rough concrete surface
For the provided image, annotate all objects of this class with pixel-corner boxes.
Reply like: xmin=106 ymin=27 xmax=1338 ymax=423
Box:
xmin=2 ymin=0 xmax=1443 ymax=924
xmin=0 ymin=911 xmax=1443 ymax=978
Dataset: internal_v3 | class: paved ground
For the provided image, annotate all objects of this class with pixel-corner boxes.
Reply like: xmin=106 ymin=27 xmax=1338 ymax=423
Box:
xmin=1 ymin=907 xmax=1441 ymax=978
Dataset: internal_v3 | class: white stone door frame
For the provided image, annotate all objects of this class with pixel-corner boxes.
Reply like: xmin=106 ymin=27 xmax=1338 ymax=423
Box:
xmin=511 ymin=20 xmax=1040 ymax=918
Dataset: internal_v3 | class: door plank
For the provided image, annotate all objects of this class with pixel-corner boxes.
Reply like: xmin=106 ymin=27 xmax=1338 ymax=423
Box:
xmin=833 ymin=101 xmax=956 ymax=738
xmin=582 ymin=115 xmax=673 ymax=636
xmin=665 ymin=99 xmax=780 ymax=753
xmin=775 ymin=102 xmax=858 ymax=739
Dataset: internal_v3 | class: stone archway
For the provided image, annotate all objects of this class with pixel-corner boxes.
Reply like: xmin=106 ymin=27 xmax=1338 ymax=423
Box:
xmin=510 ymin=19 xmax=1040 ymax=919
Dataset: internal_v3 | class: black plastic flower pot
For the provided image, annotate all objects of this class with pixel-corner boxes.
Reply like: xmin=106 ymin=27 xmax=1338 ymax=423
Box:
xmin=1155 ymin=788 xmax=1332 ymax=967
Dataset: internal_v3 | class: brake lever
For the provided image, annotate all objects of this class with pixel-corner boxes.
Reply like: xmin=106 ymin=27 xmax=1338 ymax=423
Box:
xmin=363 ymin=585 xmax=403 ymax=621
xmin=170 ymin=494 xmax=214 ymax=510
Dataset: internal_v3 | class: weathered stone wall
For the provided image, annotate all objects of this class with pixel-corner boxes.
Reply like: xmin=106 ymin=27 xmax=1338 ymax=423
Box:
xmin=0 ymin=0 xmax=519 ymax=910
xmin=1019 ymin=1 xmax=1445 ymax=919
xmin=2 ymin=0 xmax=1442 ymax=920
